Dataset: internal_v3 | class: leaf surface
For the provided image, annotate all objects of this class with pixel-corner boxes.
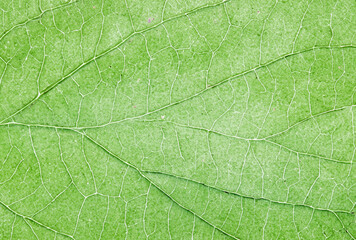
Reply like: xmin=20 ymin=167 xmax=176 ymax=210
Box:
xmin=0 ymin=0 xmax=355 ymax=239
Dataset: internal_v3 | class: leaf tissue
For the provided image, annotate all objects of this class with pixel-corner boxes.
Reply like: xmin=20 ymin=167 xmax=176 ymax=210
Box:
xmin=0 ymin=0 xmax=355 ymax=239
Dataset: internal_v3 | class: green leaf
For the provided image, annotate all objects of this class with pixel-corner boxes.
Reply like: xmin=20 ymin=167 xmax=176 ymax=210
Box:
xmin=0 ymin=0 xmax=355 ymax=239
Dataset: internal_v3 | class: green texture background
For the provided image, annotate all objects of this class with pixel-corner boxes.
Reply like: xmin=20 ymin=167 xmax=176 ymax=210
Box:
xmin=0 ymin=0 xmax=355 ymax=239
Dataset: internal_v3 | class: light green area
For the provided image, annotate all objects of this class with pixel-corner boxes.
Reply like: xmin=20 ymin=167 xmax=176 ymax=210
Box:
xmin=0 ymin=0 xmax=355 ymax=239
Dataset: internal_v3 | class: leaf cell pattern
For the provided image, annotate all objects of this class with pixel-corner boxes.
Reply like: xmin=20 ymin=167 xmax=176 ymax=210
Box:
xmin=0 ymin=0 xmax=355 ymax=239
